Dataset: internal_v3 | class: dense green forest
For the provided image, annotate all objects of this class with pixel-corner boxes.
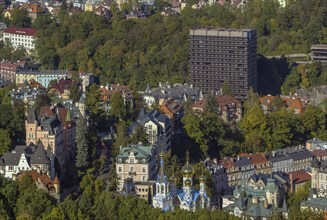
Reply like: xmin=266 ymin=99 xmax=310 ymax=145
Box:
xmin=2 ymin=0 xmax=327 ymax=91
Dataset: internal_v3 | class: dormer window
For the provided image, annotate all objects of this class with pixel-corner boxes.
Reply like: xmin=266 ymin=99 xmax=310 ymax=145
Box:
xmin=130 ymin=159 xmax=134 ymax=163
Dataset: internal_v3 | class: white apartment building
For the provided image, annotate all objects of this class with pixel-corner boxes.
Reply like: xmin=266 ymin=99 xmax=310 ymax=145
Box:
xmin=3 ymin=27 xmax=37 ymax=51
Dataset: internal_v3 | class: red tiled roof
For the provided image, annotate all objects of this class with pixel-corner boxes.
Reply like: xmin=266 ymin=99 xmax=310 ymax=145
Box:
xmin=4 ymin=27 xmax=38 ymax=36
xmin=50 ymin=78 xmax=72 ymax=94
xmin=39 ymin=107 xmax=55 ymax=118
xmin=312 ymin=149 xmax=327 ymax=158
xmin=193 ymin=95 xmax=240 ymax=110
xmin=288 ymin=170 xmax=311 ymax=184
xmin=222 ymin=157 xmax=235 ymax=169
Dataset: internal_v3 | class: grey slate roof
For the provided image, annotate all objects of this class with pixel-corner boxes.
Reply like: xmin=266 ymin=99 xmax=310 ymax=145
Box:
xmin=267 ymin=152 xmax=292 ymax=163
xmin=144 ymin=83 xmax=200 ymax=102
xmin=39 ymin=116 xmax=61 ymax=135
xmin=0 ymin=144 xmax=50 ymax=167
xmin=234 ymin=157 xmax=252 ymax=167
xmin=129 ymin=110 xmax=170 ymax=134
xmin=287 ymin=150 xmax=312 ymax=161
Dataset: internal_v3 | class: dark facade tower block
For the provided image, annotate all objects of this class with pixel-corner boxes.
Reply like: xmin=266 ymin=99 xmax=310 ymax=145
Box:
xmin=189 ymin=28 xmax=257 ymax=100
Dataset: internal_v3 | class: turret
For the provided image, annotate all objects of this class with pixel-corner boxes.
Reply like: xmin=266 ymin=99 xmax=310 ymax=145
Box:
xmin=199 ymin=173 xmax=206 ymax=195
xmin=53 ymin=175 xmax=60 ymax=194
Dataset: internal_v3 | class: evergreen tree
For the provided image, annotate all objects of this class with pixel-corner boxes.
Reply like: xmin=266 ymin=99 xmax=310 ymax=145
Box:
xmin=221 ymin=80 xmax=233 ymax=96
xmin=0 ymin=129 xmax=11 ymax=156
xmin=75 ymin=117 xmax=89 ymax=171
xmin=130 ymin=125 xmax=148 ymax=145
xmin=204 ymin=94 xmax=219 ymax=114
xmin=110 ymin=92 xmax=127 ymax=120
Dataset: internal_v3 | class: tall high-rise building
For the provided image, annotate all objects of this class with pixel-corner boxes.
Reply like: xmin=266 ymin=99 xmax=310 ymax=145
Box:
xmin=189 ymin=28 xmax=257 ymax=100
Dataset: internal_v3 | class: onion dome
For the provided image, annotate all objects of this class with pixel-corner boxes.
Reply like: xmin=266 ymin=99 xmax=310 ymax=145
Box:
xmin=169 ymin=175 xmax=176 ymax=183
xmin=185 ymin=178 xmax=191 ymax=187
xmin=199 ymin=174 xmax=206 ymax=182
xmin=181 ymin=151 xmax=194 ymax=177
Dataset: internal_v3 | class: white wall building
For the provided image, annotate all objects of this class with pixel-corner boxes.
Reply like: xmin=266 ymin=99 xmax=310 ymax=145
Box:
xmin=3 ymin=28 xmax=37 ymax=51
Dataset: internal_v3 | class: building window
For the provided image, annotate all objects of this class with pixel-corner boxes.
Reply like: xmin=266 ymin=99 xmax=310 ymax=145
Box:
xmin=130 ymin=159 xmax=134 ymax=163
xmin=130 ymin=167 xmax=134 ymax=172
xmin=118 ymin=167 xmax=122 ymax=172
xmin=142 ymin=167 xmax=146 ymax=172
xmin=143 ymin=176 xmax=146 ymax=181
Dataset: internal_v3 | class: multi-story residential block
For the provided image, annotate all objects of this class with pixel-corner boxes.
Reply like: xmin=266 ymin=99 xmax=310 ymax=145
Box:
xmin=0 ymin=143 xmax=51 ymax=179
xmin=311 ymin=157 xmax=327 ymax=192
xmin=222 ymin=156 xmax=254 ymax=187
xmin=286 ymin=148 xmax=313 ymax=171
xmin=192 ymin=95 xmax=242 ymax=123
xmin=240 ymin=152 xmax=272 ymax=174
xmin=3 ymin=27 xmax=37 ymax=51
xmin=267 ymin=151 xmax=293 ymax=173
xmin=144 ymin=82 xmax=202 ymax=107
xmin=129 ymin=110 xmax=171 ymax=152
xmin=16 ymin=70 xmax=67 ymax=88
xmin=116 ymin=145 xmax=156 ymax=192
xmin=189 ymin=28 xmax=257 ymax=100
xmin=0 ymin=60 xmax=26 ymax=82
xmin=26 ymin=105 xmax=75 ymax=171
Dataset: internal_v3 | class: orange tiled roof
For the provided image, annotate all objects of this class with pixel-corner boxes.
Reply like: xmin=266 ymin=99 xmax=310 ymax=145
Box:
xmin=160 ymin=100 xmax=183 ymax=115
xmin=259 ymin=95 xmax=275 ymax=106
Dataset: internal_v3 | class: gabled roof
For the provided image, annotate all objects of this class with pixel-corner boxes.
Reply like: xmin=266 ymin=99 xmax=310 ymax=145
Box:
xmin=30 ymin=143 xmax=50 ymax=164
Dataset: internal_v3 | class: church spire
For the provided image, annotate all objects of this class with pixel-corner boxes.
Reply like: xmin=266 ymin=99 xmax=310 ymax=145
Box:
xmin=158 ymin=152 xmax=165 ymax=183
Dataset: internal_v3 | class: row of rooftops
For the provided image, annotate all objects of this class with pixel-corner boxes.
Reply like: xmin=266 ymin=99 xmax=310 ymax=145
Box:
xmin=212 ymin=144 xmax=323 ymax=170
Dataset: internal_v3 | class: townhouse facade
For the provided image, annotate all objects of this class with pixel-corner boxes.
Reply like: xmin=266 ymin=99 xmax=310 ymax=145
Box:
xmin=311 ymin=157 xmax=327 ymax=192
xmin=116 ymin=145 xmax=157 ymax=192
xmin=0 ymin=60 xmax=26 ymax=82
xmin=16 ymin=70 xmax=68 ymax=88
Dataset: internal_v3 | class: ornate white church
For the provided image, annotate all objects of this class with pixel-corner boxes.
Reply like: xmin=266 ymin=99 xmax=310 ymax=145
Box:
xmin=152 ymin=152 xmax=211 ymax=212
